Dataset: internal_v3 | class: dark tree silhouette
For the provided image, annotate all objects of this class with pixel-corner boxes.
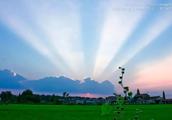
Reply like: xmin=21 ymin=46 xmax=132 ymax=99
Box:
xmin=18 ymin=89 xmax=40 ymax=103
xmin=163 ymin=91 xmax=166 ymax=100
xmin=0 ymin=91 xmax=14 ymax=104
xmin=137 ymin=89 xmax=140 ymax=95
xmin=162 ymin=91 xmax=166 ymax=104
xmin=22 ymin=89 xmax=33 ymax=96
xmin=63 ymin=92 xmax=69 ymax=98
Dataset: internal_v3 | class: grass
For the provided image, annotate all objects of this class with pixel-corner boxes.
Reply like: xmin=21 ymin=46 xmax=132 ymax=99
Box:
xmin=0 ymin=104 xmax=172 ymax=120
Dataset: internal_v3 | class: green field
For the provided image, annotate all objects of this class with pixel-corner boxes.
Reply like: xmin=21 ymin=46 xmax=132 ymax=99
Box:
xmin=0 ymin=104 xmax=172 ymax=120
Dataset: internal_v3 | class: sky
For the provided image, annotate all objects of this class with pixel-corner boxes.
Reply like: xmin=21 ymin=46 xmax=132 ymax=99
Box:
xmin=0 ymin=0 xmax=172 ymax=96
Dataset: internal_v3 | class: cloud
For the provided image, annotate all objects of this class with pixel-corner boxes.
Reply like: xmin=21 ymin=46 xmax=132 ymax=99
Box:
xmin=0 ymin=69 xmax=26 ymax=89
xmin=0 ymin=69 xmax=114 ymax=95
xmin=22 ymin=77 xmax=114 ymax=95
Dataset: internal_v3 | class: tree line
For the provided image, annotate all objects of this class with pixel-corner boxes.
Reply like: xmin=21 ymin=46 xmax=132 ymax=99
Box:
xmin=0 ymin=89 xmax=63 ymax=104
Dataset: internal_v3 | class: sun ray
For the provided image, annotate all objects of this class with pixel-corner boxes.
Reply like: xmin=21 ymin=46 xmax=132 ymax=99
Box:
xmin=0 ymin=0 xmax=84 ymax=79
xmin=93 ymin=0 xmax=153 ymax=79
xmin=22 ymin=0 xmax=84 ymax=79
xmin=98 ymin=10 xmax=172 ymax=80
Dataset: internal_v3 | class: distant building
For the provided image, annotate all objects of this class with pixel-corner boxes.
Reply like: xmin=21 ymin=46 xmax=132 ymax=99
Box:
xmin=166 ymin=99 xmax=172 ymax=104
xmin=105 ymin=96 xmax=116 ymax=104
xmin=58 ymin=96 xmax=106 ymax=105
xmin=50 ymin=89 xmax=169 ymax=105
xmin=132 ymin=89 xmax=163 ymax=104
xmin=150 ymin=96 xmax=162 ymax=104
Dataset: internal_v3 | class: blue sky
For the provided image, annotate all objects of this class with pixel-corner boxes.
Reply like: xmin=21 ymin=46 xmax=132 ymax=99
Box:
xmin=0 ymin=0 xmax=172 ymax=95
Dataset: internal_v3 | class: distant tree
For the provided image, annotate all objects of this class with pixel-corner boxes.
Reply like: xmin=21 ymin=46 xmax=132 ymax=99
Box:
xmin=17 ymin=93 xmax=22 ymax=103
xmin=137 ymin=89 xmax=140 ymax=95
xmin=19 ymin=89 xmax=35 ymax=103
xmin=162 ymin=91 xmax=166 ymax=104
xmin=50 ymin=94 xmax=61 ymax=104
xmin=63 ymin=92 xmax=66 ymax=97
xmin=0 ymin=91 xmax=14 ymax=104
xmin=22 ymin=89 xmax=33 ymax=96
xmin=66 ymin=93 xmax=69 ymax=97
xmin=163 ymin=91 xmax=166 ymax=100
xmin=62 ymin=92 xmax=70 ymax=104
xmin=32 ymin=94 xmax=41 ymax=103
xmin=63 ymin=92 xmax=69 ymax=98
xmin=50 ymin=94 xmax=56 ymax=103
xmin=128 ymin=91 xmax=133 ymax=98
